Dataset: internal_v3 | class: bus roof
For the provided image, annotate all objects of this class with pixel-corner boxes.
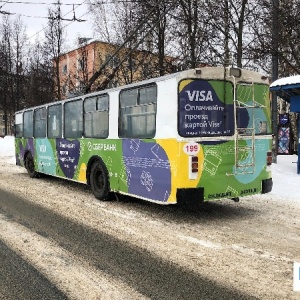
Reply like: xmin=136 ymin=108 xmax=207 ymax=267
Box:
xmin=16 ymin=66 xmax=268 ymax=113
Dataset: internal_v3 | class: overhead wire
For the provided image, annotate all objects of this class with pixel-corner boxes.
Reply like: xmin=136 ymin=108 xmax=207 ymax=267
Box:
xmin=0 ymin=1 xmax=173 ymax=44
xmin=0 ymin=0 xmax=88 ymax=19
xmin=0 ymin=0 xmax=10 ymax=8
xmin=0 ymin=1 xmax=88 ymax=5
xmin=0 ymin=0 xmax=172 ymax=19
xmin=0 ymin=0 xmax=11 ymax=13
xmin=21 ymin=0 xmax=91 ymax=41
xmin=0 ymin=0 xmax=155 ymax=6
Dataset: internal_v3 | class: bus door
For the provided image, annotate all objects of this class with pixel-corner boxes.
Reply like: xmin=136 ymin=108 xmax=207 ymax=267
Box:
xmin=234 ymin=80 xmax=257 ymax=175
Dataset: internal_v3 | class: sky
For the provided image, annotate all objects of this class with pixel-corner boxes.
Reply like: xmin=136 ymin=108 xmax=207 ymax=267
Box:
xmin=0 ymin=0 xmax=94 ymax=49
xmin=1 ymin=135 xmax=300 ymax=204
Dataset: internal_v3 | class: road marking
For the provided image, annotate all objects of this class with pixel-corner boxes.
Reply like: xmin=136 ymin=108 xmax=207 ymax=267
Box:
xmin=231 ymin=244 xmax=292 ymax=262
xmin=0 ymin=213 xmax=145 ymax=300
xmin=178 ymin=235 xmax=293 ymax=263
xmin=178 ymin=234 xmax=223 ymax=249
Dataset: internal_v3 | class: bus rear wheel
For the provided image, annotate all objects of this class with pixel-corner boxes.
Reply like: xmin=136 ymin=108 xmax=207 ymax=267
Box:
xmin=25 ymin=152 xmax=38 ymax=178
xmin=90 ymin=159 xmax=110 ymax=200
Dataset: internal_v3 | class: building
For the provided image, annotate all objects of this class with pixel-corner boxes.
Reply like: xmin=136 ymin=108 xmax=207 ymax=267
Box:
xmin=0 ymin=113 xmax=5 ymax=136
xmin=0 ymin=111 xmax=14 ymax=137
xmin=56 ymin=39 xmax=176 ymax=99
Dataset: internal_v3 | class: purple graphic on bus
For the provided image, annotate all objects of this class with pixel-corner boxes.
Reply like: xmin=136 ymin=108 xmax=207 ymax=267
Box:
xmin=56 ymin=139 xmax=80 ymax=178
xmin=17 ymin=138 xmax=34 ymax=166
xmin=122 ymin=140 xmax=171 ymax=202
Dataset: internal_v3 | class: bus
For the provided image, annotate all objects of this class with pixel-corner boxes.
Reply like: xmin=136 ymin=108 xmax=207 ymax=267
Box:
xmin=14 ymin=67 xmax=273 ymax=205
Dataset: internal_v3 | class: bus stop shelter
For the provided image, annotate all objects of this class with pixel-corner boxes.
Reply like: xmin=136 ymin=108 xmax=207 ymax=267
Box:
xmin=270 ymin=75 xmax=300 ymax=173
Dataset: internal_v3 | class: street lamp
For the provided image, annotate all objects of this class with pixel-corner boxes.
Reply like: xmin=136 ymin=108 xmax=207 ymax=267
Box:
xmin=272 ymin=0 xmax=279 ymax=163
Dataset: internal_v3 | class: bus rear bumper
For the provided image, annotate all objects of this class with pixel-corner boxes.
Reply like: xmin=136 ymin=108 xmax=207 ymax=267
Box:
xmin=262 ymin=178 xmax=273 ymax=194
xmin=176 ymin=178 xmax=272 ymax=205
xmin=176 ymin=187 xmax=204 ymax=205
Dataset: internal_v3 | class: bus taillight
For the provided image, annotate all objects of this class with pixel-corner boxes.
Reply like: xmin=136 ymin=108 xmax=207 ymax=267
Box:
xmin=191 ymin=156 xmax=198 ymax=172
xmin=267 ymin=151 xmax=272 ymax=166
xmin=189 ymin=156 xmax=199 ymax=180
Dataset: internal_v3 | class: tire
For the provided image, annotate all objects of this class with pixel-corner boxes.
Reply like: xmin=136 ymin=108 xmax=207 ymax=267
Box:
xmin=90 ymin=159 xmax=110 ymax=200
xmin=25 ymin=152 xmax=38 ymax=178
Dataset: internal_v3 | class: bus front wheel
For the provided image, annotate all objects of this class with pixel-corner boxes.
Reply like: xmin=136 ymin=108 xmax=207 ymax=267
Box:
xmin=25 ymin=152 xmax=38 ymax=178
xmin=90 ymin=159 xmax=110 ymax=200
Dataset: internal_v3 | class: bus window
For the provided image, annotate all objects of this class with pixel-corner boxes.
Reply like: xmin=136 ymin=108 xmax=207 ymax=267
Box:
xmin=34 ymin=107 xmax=47 ymax=138
xmin=15 ymin=112 xmax=23 ymax=137
xmin=84 ymin=97 xmax=96 ymax=113
xmin=23 ymin=110 xmax=33 ymax=138
xmin=120 ymin=89 xmax=138 ymax=108
xmin=84 ymin=95 xmax=109 ymax=138
xmin=64 ymin=99 xmax=83 ymax=138
xmin=48 ymin=104 xmax=62 ymax=138
xmin=139 ymin=85 xmax=157 ymax=104
xmin=119 ymin=84 xmax=157 ymax=138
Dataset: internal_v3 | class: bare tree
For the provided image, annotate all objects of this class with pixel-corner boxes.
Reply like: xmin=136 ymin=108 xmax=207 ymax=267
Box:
xmin=88 ymin=0 xmax=115 ymax=43
xmin=131 ymin=0 xmax=171 ymax=76
xmin=12 ymin=16 xmax=27 ymax=112
xmin=202 ymin=0 xmax=257 ymax=68
xmin=276 ymin=0 xmax=300 ymax=75
xmin=245 ymin=0 xmax=300 ymax=75
xmin=86 ymin=0 xmax=175 ymax=89
xmin=0 ymin=15 xmax=13 ymax=135
xmin=67 ymin=38 xmax=91 ymax=96
xmin=25 ymin=37 xmax=54 ymax=107
xmin=43 ymin=0 xmax=66 ymax=100
xmin=171 ymin=0 xmax=213 ymax=68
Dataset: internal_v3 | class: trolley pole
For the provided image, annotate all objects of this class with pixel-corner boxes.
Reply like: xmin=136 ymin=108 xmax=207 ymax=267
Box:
xmin=272 ymin=0 xmax=279 ymax=163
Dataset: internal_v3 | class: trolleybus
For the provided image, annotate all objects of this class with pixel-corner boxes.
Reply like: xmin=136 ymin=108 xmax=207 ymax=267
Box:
xmin=14 ymin=67 xmax=273 ymax=205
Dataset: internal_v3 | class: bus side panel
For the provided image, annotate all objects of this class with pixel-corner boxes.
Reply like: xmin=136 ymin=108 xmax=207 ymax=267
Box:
xmin=31 ymin=138 xmax=125 ymax=187
xmin=35 ymin=138 xmax=57 ymax=175
xmin=120 ymin=139 xmax=172 ymax=203
xmin=76 ymin=139 xmax=123 ymax=186
xmin=33 ymin=138 xmax=79 ymax=178
xmin=75 ymin=138 xmax=173 ymax=202
xmin=157 ymin=139 xmax=205 ymax=203
xmin=35 ymin=138 xmax=123 ymax=185
xmin=15 ymin=137 xmax=23 ymax=167
xmin=15 ymin=137 xmax=34 ymax=167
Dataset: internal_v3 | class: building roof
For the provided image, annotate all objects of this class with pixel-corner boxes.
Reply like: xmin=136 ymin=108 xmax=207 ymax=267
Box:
xmin=60 ymin=38 xmax=105 ymax=56
xmin=270 ymin=75 xmax=300 ymax=102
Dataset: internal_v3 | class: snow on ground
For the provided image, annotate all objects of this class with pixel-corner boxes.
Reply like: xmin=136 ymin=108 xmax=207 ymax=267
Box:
xmin=1 ymin=136 xmax=299 ymax=203
xmin=270 ymin=154 xmax=299 ymax=202
xmin=0 ymin=136 xmax=16 ymax=165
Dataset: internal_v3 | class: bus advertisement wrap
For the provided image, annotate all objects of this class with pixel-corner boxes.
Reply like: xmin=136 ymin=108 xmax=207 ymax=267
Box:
xmin=14 ymin=67 xmax=273 ymax=205
xmin=178 ymin=80 xmax=234 ymax=137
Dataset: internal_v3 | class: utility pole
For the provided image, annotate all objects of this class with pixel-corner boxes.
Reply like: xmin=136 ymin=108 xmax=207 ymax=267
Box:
xmin=272 ymin=0 xmax=279 ymax=163
xmin=224 ymin=0 xmax=230 ymax=66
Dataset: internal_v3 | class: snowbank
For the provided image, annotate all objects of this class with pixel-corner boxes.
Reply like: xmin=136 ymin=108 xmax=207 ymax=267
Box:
xmin=270 ymin=154 xmax=299 ymax=201
xmin=0 ymin=136 xmax=16 ymax=164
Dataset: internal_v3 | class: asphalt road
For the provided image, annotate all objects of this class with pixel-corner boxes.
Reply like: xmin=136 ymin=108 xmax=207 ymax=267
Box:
xmin=0 ymin=187 xmax=257 ymax=300
xmin=0 ymin=238 xmax=67 ymax=300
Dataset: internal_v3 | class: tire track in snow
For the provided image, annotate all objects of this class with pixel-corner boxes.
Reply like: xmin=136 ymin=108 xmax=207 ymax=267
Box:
xmin=0 ymin=188 xmax=257 ymax=300
xmin=0 ymin=213 xmax=145 ymax=300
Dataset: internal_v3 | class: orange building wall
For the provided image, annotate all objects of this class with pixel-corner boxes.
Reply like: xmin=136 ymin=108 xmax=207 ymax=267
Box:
xmin=57 ymin=40 xmax=175 ymax=99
